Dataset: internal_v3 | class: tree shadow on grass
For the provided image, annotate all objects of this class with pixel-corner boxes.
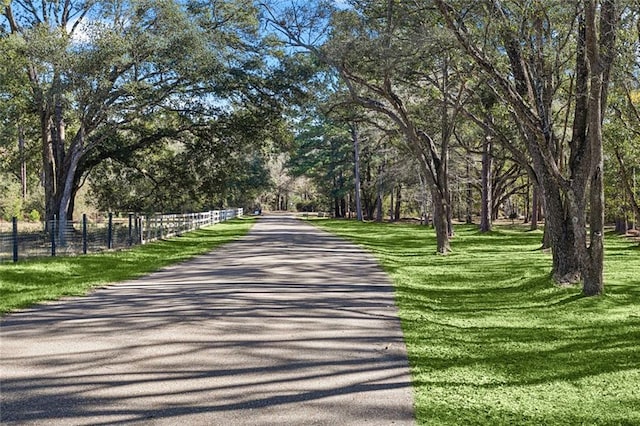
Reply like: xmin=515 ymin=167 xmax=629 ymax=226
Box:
xmin=314 ymin=219 xmax=640 ymax=424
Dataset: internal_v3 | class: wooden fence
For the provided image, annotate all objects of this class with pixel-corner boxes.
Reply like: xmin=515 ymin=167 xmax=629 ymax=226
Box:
xmin=0 ymin=208 xmax=243 ymax=263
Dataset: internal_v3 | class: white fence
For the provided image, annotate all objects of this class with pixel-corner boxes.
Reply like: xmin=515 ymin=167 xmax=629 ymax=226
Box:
xmin=1 ymin=208 xmax=244 ymax=262
xmin=141 ymin=209 xmax=243 ymax=243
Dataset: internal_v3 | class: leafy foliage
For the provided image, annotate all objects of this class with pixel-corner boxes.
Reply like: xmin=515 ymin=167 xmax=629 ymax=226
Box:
xmin=88 ymin=107 xmax=277 ymax=212
xmin=288 ymin=117 xmax=354 ymax=213
xmin=1 ymin=0 xmax=279 ymax=222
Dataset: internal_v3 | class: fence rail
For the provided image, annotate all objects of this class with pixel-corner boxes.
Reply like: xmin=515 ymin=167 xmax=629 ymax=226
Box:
xmin=0 ymin=208 xmax=243 ymax=263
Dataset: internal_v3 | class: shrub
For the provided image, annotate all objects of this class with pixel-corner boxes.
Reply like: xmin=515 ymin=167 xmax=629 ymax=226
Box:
xmin=0 ymin=175 xmax=23 ymax=221
xmin=28 ymin=209 xmax=41 ymax=222
xmin=296 ymin=201 xmax=318 ymax=212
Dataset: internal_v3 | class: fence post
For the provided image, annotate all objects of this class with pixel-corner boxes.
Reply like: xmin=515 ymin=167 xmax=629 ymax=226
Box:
xmin=128 ymin=213 xmax=133 ymax=246
xmin=107 ymin=213 xmax=113 ymax=249
xmin=133 ymin=214 xmax=138 ymax=245
xmin=12 ymin=216 xmax=18 ymax=263
xmin=137 ymin=215 xmax=143 ymax=244
xmin=51 ymin=214 xmax=56 ymax=257
xmin=82 ymin=214 xmax=88 ymax=254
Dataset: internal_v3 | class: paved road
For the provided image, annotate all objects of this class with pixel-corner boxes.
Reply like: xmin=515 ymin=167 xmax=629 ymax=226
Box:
xmin=1 ymin=215 xmax=415 ymax=425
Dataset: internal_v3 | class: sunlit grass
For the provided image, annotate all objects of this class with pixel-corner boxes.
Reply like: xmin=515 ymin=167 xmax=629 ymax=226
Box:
xmin=0 ymin=218 xmax=255 ymax=315
xmin=312 ymin=219 xmax=640 ymax=425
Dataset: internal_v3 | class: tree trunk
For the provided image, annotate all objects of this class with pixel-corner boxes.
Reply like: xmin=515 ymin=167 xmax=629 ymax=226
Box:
xmin=389 ymin=185 xmax=395 ymax=221
xmin=553 ymin=225 xmax=580 ymax=283
xmin=466 ymin=160 xmax=473 ymax=224
xmin=439 ymin=55 xmax=455 ymax=239
xmin=543 ymin=182 xmax=580 ymax=282
xmin=524 ymin=179 xmax=530 ymax=224
xmin=394 ymin=184 xmax=402 ymax=222
xmin=375 ymin=160 xmax=384 ymax=222
xmin=42 ymin=113 xmax=55 ymax=230
xmin=578 ymin=0 xmax=615 ymax=296
xmin=350 ymin=124 xmax=364 ymax=221
xmin=18 ymin=127 xmax=27 ymax=199
xmin=446 ymin=194 xmax=454 ymax=237
xmin=582 ymin=158 xmax=605 ymax=295
xmin=480 ymin=133 xmax=492 ymax=232
xmin=56 ymin=131 xmax=86 ymax=246
xmin=634 ymin=167 xmax=638 ymax=230
xmin=547 ymin=197 xmax=580 ymax=283
xmin=541 ymin=221 xmax=551 ymax=249
xmin=418 ymin=150 xmax=451 ymax=251
xmin=364 ymin=194 xmax=374 ymax=220
xmin=432 ymin=188 xmax=451 ymax=254
xmin=419 ymin=172 xmax=429 ymax=226
xmin=530 ymin=185 xmax=539 ymax=231
xmin=581 ymin=98 xmax=605 ymax=292
xmin=41 ymin=92 xmax=79 ymax=241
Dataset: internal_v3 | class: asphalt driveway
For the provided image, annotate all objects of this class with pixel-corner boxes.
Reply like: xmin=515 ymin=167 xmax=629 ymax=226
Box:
xmin=1 ymin=214 xmax=414 ymax=425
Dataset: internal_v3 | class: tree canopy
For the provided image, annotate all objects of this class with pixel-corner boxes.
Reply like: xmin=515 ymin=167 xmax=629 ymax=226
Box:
xmin=2 ymin=0 xmax=638 ymax=296
xmin=262 ymin=0 xmax=639 ymax=295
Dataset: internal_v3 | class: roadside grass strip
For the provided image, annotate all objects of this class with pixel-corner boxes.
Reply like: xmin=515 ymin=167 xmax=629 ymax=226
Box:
xmin=0 ymin=217 xmax=255 ymax=315
xmin=312 ymin=219 xmax=640 ymax=425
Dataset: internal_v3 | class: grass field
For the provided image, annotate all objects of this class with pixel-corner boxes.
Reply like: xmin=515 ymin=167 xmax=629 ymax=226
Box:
xmin=312 ymin=220 xmax=640 ymax=425
xmin=0 ymin=217 xmax=255 ymax=315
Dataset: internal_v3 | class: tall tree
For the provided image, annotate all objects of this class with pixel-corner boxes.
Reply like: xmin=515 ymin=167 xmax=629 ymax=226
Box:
xmin=349 ymin=122 xmax=364 ymax=221
xmin=2 ymin=0 xmax=261 ymax=243
xmin=606 ymin=3 xmax=640 ymax=229
xmin=0 ymin=35 xmax=40 ymax=208
xmin=288 ymin=116 xmax=354 ymax=216
xmin=264 ymin=0 xmax=471 ymax=253
xmin=435 ymin=0 xmax=621 ymax=295
xmin=89 ymin=113 xmax=275 ymax=213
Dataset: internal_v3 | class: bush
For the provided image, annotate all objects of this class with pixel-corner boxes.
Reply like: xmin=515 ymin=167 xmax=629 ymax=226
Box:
xmin=296 ymin=201 xmax=318 ymax=212
xmin=23 ymin=187 xmax=45 ymax=221
xmin=0 ymin=175 xmax=23 ymax=221
xmin=28 ymin=209 xmax=41 ymax=222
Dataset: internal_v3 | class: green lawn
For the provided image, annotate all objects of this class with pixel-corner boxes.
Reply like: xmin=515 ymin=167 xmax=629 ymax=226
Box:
xmin=0 ymin=217 xmax=255 ymax=315
xmin=312 ymin=220 xmax=640 ymax=425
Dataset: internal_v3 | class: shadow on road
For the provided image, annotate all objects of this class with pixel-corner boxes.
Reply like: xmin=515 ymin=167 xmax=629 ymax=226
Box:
xmin=1 ymin=215 xmax=414 ymax=425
